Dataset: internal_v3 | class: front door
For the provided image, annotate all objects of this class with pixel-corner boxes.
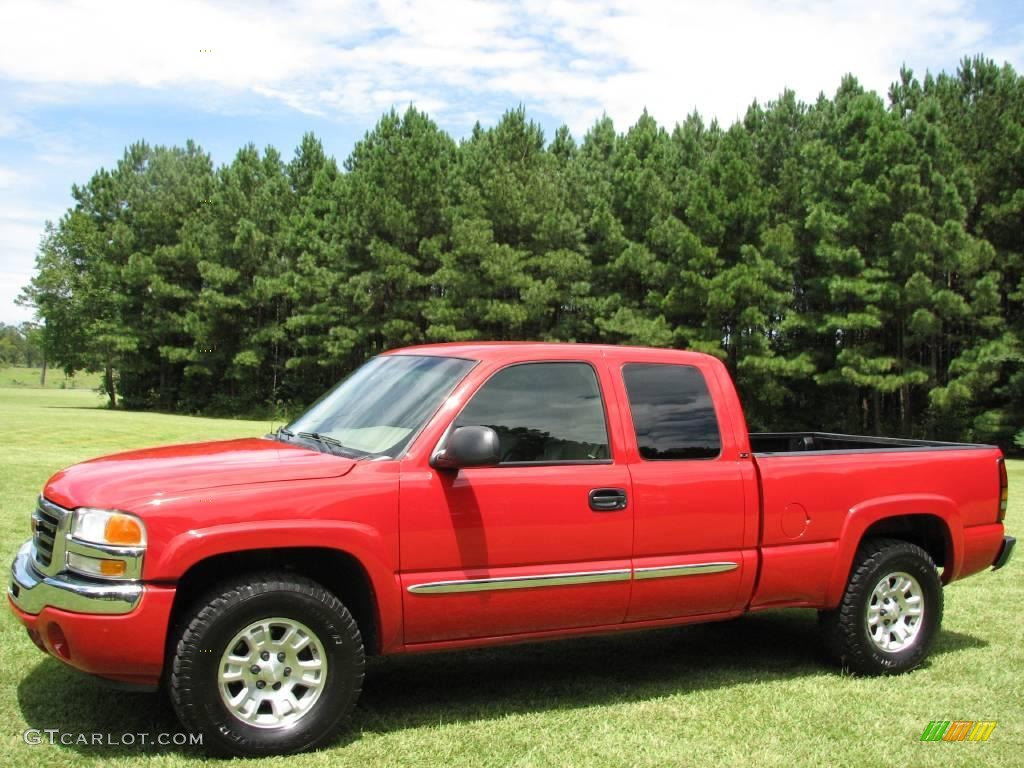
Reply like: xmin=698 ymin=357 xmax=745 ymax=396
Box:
xmin=400 ymin=360 xmax=634 ymax=644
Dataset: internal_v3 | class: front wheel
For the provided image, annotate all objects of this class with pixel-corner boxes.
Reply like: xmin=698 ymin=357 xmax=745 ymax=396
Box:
xmin=169 ymin=572 xmax=365 ymax=756
xmin=820 ymin=538 xmax=943 ymax=675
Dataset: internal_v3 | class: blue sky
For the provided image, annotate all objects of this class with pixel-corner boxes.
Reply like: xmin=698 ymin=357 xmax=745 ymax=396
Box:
xmin=1 ymin=0 xmax=1022 ymax=325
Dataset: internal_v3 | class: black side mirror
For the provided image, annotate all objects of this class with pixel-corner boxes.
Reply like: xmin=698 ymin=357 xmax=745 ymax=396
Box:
xmin=432 ymin=426 xmax=500 ymax=470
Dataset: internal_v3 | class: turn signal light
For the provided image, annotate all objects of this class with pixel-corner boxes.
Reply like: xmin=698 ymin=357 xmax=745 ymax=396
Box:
xmin=104 ymin=515 xmax=144 ymax=545
xmin=99 ymin=559 xmax=128 ymax=577
xmin=67 ymin=552 xmax=129 ymax=579
xmin=72 ymin=508 xmax=147 ymax=547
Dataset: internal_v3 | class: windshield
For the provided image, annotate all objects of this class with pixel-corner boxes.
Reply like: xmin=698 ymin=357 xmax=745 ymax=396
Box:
xmin=285 ymin=355 xmax=476 ymax=458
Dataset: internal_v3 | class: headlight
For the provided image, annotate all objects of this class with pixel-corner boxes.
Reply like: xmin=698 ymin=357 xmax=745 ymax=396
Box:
xmin=71 ymin=508 xmax=147 ymax=547
xmin=66 ymin=508 xmax=146 ymax=580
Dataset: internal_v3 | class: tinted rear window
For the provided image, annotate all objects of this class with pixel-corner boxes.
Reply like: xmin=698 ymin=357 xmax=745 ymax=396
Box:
xmin=622 ymin=363 xmax=721 ymax=460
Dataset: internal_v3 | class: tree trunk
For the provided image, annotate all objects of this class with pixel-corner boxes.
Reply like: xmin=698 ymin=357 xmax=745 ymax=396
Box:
xmin=104 ymin=352 xmax=117 ymax=408
xmin=39 ymin=355 xmax=47 ymax=386
xmin=897 ymin=322 xmax=910 ymax=436
xmin=271 ymin=341 xmax=279 ymax=404
xmin=159 ymin=358 xmax=167 ymax=410
xmin=899 ymin=382 xmax=911 ymax=436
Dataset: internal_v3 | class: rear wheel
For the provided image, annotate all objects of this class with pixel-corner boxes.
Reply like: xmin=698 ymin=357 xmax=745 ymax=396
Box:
xmin=820 ymin=538 xmax=942 ymax=675
xmin=169 ymin=571 xmax=364 ymax=756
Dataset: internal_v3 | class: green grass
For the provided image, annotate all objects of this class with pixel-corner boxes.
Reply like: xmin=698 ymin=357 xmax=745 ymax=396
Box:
xmin=0 ymin=386 xmax=1020 ymax=767
xmin=0 ymin=366 xmax=103 ymax=390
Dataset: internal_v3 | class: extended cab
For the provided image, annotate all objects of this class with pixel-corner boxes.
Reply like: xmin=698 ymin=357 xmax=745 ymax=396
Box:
xmin=8 ymin=343 xmax=1015 ymax=756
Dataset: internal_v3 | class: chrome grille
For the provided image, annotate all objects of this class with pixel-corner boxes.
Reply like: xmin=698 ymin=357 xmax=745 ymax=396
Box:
xmin=31 ymin=497 xmax=67 ymax=570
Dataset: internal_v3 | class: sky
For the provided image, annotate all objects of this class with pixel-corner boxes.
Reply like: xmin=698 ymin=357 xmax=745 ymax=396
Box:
xmin=1 ymin=0 xmax=1022 ymax=325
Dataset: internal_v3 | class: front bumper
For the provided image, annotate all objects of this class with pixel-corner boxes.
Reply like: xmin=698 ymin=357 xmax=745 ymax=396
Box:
xmin=993 ymin=535 xmax=1016 ymax=571
xmin=8 ymin=539 xmax=175 ymax=687
xmin=9 ymin=540 xmax=141 ymax=615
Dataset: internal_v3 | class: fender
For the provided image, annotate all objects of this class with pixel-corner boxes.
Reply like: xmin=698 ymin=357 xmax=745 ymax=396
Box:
xmin=148 ymin=519 xmax=403 ymax=653
xmin=824 ymin=494 xmax=962 ymax=608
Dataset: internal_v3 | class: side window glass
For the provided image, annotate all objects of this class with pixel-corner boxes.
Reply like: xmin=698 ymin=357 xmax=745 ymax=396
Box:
xmin=455 ymin=363 xmax=610 ymax=463
xmin=623 ymin=363 xmax=722 ymax=460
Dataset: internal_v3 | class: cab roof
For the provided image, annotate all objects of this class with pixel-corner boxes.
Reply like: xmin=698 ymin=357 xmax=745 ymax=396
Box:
xmin=383 ymin=341 xmax=718 ymax=365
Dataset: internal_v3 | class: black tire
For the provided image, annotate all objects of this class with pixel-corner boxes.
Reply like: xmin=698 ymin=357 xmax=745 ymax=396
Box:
xmin=169 ymin=571 xmax=364 ymax=757
xmin=819 ymin=537 xmax=943 ymax=676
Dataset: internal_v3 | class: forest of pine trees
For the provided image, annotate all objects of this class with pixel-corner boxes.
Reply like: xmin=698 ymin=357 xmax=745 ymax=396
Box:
xmin=19 ymin=57 xmax=1024 ymax=448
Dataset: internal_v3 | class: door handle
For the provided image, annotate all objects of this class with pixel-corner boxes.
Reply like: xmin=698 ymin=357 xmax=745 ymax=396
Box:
xmin=589 ymin=488 xmax=627 ymax=511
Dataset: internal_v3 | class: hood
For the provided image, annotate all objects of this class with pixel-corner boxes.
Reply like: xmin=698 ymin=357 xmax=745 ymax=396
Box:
xmin=44 ymin=437 xmax=356 ymax=510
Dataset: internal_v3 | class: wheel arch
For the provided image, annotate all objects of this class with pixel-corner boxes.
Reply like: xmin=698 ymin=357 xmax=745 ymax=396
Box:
xmin=165 ymin=546 xmax=386 ymax=669
xmin=824 ymin=495 xmax=962 ymax=608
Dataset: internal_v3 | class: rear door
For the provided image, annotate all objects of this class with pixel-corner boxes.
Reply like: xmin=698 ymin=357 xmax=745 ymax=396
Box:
xmin=606 ymin=355 xmax=755 ymax=621
xmin=399 ymin=359 xmax=634 ymax=644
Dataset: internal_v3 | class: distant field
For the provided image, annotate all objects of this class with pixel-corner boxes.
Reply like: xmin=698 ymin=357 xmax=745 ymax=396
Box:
xmin=0 ymin=365 xmax=103 ymax=390
xmin=0 ymin=386 xmax=1020 ymax=767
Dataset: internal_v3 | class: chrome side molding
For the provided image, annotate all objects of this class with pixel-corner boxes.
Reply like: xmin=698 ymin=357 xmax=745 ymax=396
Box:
xmin=407 ymin=568 xmax=631 ymax=594
xmin=408 ymin=561 xmax=739 ymax=594
xmin=633 ymin=562 xmax=738 ymax=580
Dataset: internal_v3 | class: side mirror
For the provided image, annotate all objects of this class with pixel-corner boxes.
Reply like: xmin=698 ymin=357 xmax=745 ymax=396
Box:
xmin=432 ymin=426 xmax=500 ymax=470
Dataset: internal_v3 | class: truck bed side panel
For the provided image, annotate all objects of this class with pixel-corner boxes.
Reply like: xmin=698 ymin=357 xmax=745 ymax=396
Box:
xmin=750 ymin=447 xmax=1002 ymax=609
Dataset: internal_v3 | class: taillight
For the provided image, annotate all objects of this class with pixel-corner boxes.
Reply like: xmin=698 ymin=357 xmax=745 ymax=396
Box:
xmin=998 ymin=457 xmax=1008 ymax=522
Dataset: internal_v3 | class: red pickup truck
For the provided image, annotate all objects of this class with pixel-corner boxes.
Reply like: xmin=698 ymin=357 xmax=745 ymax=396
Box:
xmin=8 ymin=343 xmax=1014 ymax=756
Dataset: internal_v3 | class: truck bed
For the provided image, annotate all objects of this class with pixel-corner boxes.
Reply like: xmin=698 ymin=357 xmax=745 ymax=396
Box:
xmin=749 ymin=431 xmax=992 ymax=455
xmin=747 ymin=432 xmax=1004 ymax=611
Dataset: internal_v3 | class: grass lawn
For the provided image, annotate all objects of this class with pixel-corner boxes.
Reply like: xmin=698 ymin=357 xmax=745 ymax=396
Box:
xmin=0 ymin=386 xmax=1020 ymax=767
xmin=0 ymin=366 xmax=103 ymax=391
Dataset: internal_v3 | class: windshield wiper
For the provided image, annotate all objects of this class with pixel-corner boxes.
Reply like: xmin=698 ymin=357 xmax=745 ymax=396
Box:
xmin=296 ymin=431 xmax=348 ymax=456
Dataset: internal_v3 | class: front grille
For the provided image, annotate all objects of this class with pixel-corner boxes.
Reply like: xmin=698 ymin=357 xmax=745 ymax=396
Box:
xmin=31 ymin=498 xmax=64 ymax=568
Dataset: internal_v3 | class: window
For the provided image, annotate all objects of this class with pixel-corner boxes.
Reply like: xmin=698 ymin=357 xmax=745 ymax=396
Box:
xmin=454 ymin=362 xmax=610 ymax=463
xmin=287 ymin=355 xmax=475 ymax=457
xmin=622 ymin=363 xmax=721 ymax=460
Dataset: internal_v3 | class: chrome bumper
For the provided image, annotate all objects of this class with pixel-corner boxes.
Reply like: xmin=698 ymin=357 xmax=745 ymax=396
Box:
xmin=8 ymin=540 xmax=142 ymax=615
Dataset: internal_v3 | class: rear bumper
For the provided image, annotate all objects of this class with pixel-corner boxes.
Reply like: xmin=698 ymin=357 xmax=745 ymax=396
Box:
xmin=993 ymin=535 xmax=1016 ymax=571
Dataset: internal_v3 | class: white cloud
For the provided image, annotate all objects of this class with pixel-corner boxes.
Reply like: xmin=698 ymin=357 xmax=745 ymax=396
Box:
xmin=0 ymin=165 xmax=20 ymax=187
xmin=0 ymin=113 xmax=21 ymax=137
xmin=0 ymin=0 xmax=363 ymax=89
xmin=0 ymin=220 xmax=41 ymax=257
xmin=0 ymin=271 xmax=34 ymax=324
xmin=0 ymin=205 xmax=55 ymax=324
xmin=0 ymin=0 xmax=1015 ymax=133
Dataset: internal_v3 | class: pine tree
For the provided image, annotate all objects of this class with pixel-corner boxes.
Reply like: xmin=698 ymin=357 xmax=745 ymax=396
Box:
xmin=17 ymin=61 xmax=1024 ymax=447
